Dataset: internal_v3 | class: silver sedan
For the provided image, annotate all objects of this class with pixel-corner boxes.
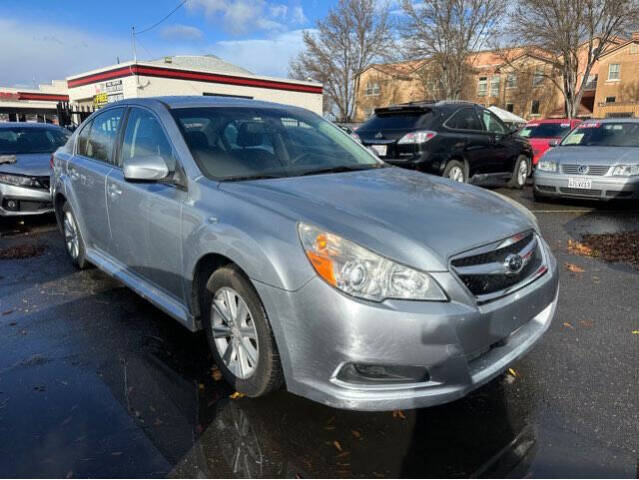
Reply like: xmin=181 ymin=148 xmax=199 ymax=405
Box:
xmin=51 ymin=96 xmax=558 ymax=411
xmin=534 ymin=118 xmax=639 ymax=201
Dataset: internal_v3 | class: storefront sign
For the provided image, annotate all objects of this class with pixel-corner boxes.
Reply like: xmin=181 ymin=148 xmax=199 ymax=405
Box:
xmin=93 ymin=92 xmax=108 ymax=108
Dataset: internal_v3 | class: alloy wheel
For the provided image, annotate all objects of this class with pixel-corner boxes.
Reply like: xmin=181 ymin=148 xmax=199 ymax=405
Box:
xmin=211 ymin=287 xmax=259 ymax=379
xmin=449 ymin=166 xmax=465 ymax=182
xmin=63 ymin=211 xmax=79 ymax=260
xmin=517 ymin=159 xmax=528 ymax=186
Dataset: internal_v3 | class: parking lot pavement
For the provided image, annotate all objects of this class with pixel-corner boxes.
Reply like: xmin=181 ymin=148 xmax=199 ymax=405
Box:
xmin=0 ymin=189 xmax=637 ymax=478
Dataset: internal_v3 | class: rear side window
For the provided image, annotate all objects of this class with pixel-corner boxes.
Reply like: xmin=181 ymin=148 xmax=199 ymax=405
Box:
xmin=446 ymin=108 xmax=483 ymax=130
xmin=360 ymin=111 xmax=430 ymax=131
xmin=85 ymin=108 xmax=124 ymax=164
xmin=121 ymin=108 xmax=176 ymax=171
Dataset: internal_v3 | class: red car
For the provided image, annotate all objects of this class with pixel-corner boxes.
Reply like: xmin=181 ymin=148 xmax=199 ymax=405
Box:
xmin=518 ymin=118 xmax=582 ymax=165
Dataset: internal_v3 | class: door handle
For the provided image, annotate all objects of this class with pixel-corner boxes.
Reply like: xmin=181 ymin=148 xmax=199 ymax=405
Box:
xmin=108 ymin=183 xmax=122 ymax=198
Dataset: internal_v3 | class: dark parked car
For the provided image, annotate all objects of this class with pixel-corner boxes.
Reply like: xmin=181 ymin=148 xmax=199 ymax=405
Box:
xmin=357 ymin=101 xmax=533 ymax=188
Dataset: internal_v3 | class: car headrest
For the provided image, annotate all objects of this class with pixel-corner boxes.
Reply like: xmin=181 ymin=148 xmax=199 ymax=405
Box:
xmin=237 ymin=122 xmax=266 ymax=147
xmin=185 ymin=131 xmax=210 ymax=150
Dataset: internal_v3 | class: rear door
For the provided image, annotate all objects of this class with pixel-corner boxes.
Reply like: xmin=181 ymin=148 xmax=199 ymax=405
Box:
xmin=69 ymin=107 xmax=124 ymax=252
xmin=106 ymin=107 xmax=186 ymax=301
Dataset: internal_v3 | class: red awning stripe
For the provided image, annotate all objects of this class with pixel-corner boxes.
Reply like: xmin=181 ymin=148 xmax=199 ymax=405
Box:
xmin=67 ymin=65 xmax=323 ymax=94
xmin=16 ymin=92 xmax=69 ymax=101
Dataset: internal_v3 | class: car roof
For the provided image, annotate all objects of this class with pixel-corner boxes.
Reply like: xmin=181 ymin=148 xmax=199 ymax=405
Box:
xmin=0 ymin=122 xmax=66 ymax=130
xmin=108 ymin=95 xmax=298 ymax=111
xmin=526 ymin=118 xmax=580 ymax=124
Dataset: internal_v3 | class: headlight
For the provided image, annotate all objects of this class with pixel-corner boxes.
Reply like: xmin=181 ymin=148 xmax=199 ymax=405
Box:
xmin=0 ymin=173 xmax=39 ymax=187
xmin=537 ymin=159 xmax=557 ymax=172
xmin=611 ymin=164 xmax=639 ymax=176
xmin=298 ymin=223 xmax=447 ymax=302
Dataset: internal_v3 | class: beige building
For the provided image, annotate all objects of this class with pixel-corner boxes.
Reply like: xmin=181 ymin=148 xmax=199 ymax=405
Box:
xmin=355 ymin=36 xmax=639 ymax=123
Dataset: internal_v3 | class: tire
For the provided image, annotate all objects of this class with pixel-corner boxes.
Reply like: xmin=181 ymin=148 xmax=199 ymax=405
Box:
xmin=61 ymin=202 xmax=89 ymax=269
xmin=508 ymin=155 xmax=530 ymax=189
xmin=203 ymin=265 xmax=284 ymax=397
xmin=443 ymin=160 xmax=467 ymax=183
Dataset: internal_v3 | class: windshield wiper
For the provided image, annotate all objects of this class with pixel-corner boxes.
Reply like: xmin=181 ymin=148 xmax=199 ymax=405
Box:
xmin=298 ymin=164 xmax=386 ymax=177
xmin=222 ymin=173 xmax=286 ymax=182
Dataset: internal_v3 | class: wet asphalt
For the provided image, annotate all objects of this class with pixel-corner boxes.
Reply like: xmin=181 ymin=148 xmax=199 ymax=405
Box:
xmin=0 ymin=186 xmax=637 ymax=478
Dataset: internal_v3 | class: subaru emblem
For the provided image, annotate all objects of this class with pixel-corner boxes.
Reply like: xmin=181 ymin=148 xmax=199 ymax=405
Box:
xmin=578 ymin=164 xmax=589 ymax=175
xmin=504 ymin=254 xmax=524 ymax=275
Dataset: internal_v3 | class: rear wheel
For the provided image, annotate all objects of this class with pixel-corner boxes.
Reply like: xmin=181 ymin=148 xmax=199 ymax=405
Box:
xmin=509 ymin=155 xmax=530 ymax=189
xmin=62 ymin=202 xmax=89 ymax=269
xmin=443 ymin=160 xmax=467 ymax=183
xmin=203 ymin=265 xmax=284 ymax=397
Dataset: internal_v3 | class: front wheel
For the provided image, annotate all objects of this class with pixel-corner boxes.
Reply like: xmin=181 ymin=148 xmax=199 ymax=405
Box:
xmin=203 ymin=265 xmax=284 ymax=397
xmin=508 ymin=155 xmax=530 ymax=189
xmin=443 ymin=160 xmax=467 ymax=183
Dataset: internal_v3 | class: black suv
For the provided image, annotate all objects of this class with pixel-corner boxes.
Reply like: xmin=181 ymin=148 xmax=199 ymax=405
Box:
xmin=356 ymin=101 xmax=533 ymax=188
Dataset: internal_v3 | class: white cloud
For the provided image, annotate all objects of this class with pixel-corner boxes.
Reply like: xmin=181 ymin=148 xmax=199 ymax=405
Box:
xmin=161 ymin=24 xmax=204 ymax=41
xmin=209 ymin=29 xmax=314 ymax=78
xmin=0 ymin=18 xmax=131 ymax=87
xmin=291 ymin=5 xmax=307 ymax=24
xmin=269 ymin=4 xmax=288 ymax=18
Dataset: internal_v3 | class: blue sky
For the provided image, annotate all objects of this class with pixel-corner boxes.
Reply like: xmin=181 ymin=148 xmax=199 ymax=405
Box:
xmin=0 ymin=0 xmax=339 ymax=87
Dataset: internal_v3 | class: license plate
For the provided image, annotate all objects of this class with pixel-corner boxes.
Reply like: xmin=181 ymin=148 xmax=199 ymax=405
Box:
xmin=370 ymin=144 xmax=387 ymax=156
xmin=568 ymin=178 xmax=592 ymax=189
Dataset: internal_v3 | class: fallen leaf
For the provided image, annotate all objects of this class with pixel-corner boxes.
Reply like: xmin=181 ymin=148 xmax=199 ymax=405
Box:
xmin=564 ymin=262 xmax=585 ymax=273
xmin=563 ymin=322 xmax=575 ymax=330
xmin=351 ymin=429 xmax=361 ymax=439
xmin=580 ymin=320 xmax=594 ymax=328
xmin=229 ymin=391 xmax=245 ymax=399
xmin=567 ymin=239 xmax=595 ymax=257
xmin=508 ymin=368 xmax=517 ymax=377
xmin=333 ymin=440 xmax=343 ymax=452
xmin=632 ymin=330 xmax=639 ymax=335
xmin=392 ymin=409 xmax=406 ymax=420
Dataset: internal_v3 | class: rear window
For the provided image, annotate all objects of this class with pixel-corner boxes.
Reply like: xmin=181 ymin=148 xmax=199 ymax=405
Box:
xmin=519 ymin=123 xmax=572 ymax=139
xmin=359 ymin=111 xmax=430 ymax=131
xmin=0 ymin=127 xmax=69 ymax=154
xmin=561 ymin=122 xmax=639 ymax=147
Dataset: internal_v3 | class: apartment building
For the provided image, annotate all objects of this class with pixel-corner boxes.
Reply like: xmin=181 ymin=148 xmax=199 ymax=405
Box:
xmin=354 ymin=36 xmax=638 ymax=123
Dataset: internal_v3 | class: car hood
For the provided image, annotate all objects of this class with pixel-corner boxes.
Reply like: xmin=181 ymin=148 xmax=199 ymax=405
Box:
xmin=220 ymin=167 xmax=536 ymax=271
xmin=543 ymin=146 xmax=638 ymax=164
xmin=0 ymin=153 xmax=51 ymax=176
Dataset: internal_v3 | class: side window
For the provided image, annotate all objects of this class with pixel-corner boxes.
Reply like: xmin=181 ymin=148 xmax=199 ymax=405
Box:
xmin=481 ymin=110 xmax=506 ymax=134
xmin=86 ymin=108 xmax=124 ymax=163
xmin=447 ymin=108 xmax=483 ymax=130
xmin=121 ymin=108 xmax=176 ymax=171
xmin=77 ymin=120 xmax=93 ymax=156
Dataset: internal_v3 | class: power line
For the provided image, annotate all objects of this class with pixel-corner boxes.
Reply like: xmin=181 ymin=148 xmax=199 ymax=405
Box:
xmin=135 ymin=0 xmax=189 ymax=35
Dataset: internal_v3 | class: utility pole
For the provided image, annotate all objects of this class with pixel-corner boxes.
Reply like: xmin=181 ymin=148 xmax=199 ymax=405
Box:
xmin=131 ymin=26 xmax=137 ymax=64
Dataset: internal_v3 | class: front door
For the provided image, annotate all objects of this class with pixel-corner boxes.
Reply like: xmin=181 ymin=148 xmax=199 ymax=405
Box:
xmin=70 ymin=107 xmax=124 ymax=252
xmin=106 ymin=107 xmax=186 ymax=301
xmin=478 ymin=108 xmax=512 ymax=174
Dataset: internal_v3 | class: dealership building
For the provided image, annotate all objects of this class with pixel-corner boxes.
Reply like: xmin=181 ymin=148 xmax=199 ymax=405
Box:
xmin=0 ymin=55 xmax=323 ymax=125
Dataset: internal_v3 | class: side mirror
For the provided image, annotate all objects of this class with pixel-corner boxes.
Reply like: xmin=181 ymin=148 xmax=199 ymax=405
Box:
xmin=549 ymin=139 xmax=560 ymax=147
xmin=123 ymin=155 xmax=169 ymax=182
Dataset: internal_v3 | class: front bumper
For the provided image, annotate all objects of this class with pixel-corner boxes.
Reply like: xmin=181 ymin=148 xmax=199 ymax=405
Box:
xmin=255 ymin=241 xmax=559 ymax=411
xmin=534 ymin=171 xmax=639 ymax=200
xmin=0 ymin=182 xmax=53 ymax=216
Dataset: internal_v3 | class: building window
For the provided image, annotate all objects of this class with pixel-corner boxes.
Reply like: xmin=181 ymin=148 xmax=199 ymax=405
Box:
xmin=490 ymin=76 xmax=500 ymax=96
xmin=365 ymin=82 xmax=380 ymax=96
xmin=532 ymin=71 xmax=544 ymax=86
xmin=531 ymin=100 xmax=540 ymax=115
xmin=506 ymin=103 xmax=514 ymax=112
xmin=631 ymin=44 xmax=638 ymax=54
xmin=477 ymin=77 xmax=488 ymax=96
xmin=506 ymin=74 xmax=517 ymax=89
xmin=605 ymin=96 xmax=616 ymax=103
xmin=608 ymin=63 xmax=620 ymax=81
xmin=585 ymin=74 xmax=598 ymax=90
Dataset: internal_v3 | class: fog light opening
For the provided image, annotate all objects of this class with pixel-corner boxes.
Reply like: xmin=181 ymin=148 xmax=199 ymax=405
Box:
xmin=337 ymin=363 xmax=429 ymax=384
xmin=4 ymin=199 xmax=19 ymax=211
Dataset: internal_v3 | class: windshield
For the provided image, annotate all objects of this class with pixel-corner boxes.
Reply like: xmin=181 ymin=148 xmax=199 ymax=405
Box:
xmin=519 ymin=122 xmax=573 ymax=139
xmin=359 ymin=112 xmax=429 ymax=131
xmin=0 ymin=127 xmax=69 ymax=154
xmin=560 ymin=122 xmax=639 ymax=147
xmin=172 ymin=107 xmax=382 ymax=180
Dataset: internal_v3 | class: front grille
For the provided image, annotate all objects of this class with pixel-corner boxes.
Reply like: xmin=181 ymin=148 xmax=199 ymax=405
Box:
xmin=562 ymin=164 xmax=610 ymax=176
xmin=559 ymin=187 xmax=602 ymax=196
xmin=451 ymin=232 xmax=546 ymax=302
